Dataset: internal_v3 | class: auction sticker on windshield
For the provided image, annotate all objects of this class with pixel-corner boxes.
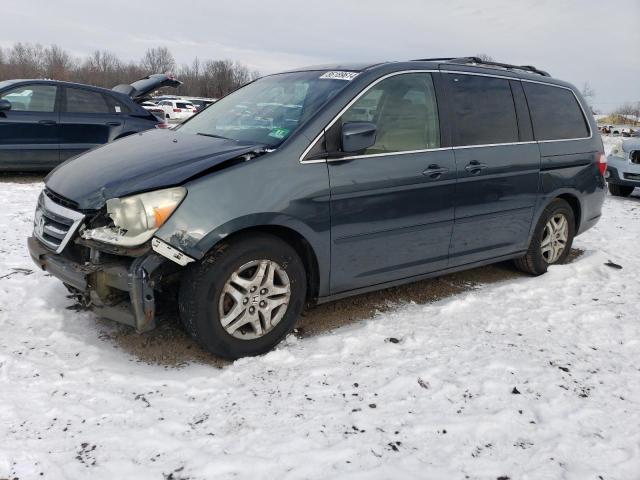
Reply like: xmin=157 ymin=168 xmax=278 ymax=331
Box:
xmin=268 ymin=128 xmax=290 ymax=139
xmin=319 ymin=71 xmax=359 ymax=81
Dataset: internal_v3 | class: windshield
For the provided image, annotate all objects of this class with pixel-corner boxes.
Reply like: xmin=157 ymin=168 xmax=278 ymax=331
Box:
xmin=179 ymin=71 xmax=353 ymax=146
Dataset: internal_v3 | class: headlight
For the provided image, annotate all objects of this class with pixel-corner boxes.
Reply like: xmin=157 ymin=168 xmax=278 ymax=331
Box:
xmin=81 ymin=187 xmax=186 ymax=246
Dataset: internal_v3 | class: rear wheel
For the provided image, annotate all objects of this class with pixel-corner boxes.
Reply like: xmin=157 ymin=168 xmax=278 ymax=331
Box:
xmin=514 ymin=198 xmax=575 ymax=275
xmin=178 ymin=234 xmax=307 ymax=359
xmin=608 ymin=183 xmax=635 ymax=197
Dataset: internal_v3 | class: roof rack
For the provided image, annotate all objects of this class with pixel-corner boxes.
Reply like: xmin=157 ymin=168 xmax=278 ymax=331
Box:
xmin=411 ymin=57 xmax=550 ymax=77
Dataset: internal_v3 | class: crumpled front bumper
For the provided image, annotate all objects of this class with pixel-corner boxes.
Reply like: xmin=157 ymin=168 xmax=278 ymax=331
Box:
xmin=28 ymin=236 xmax=165 ymax=332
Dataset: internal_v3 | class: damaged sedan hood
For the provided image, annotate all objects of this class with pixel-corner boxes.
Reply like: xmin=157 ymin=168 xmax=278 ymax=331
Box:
xmin=46 ymin=129 xmax=266 ymax=210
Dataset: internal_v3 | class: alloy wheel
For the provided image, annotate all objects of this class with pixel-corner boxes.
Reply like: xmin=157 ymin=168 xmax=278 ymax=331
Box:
xmin=218 ymin=259 xmax=291 ymax=340
xmin=541 ymin=213 xmax=569 ymax=263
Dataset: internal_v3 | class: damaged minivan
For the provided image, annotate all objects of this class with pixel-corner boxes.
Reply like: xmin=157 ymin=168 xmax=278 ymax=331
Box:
xmin=0 ymin=74 xmax=180 ymax=170
xmin=28 ymin=57 xmax=606 ymax=358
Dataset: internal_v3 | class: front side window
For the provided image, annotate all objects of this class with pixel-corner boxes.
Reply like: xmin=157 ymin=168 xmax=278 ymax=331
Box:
xmin=179 ymin=71 xmax=352 ymax=147
xmin=448 ymin=74 xmax=519 ymax=146
xmin=0 ymin=84 xmax=57 ymax=112
xmin=65 ymin=88 xmax=110 ymax=114
xmin=339 ymin=73 xmax=440 ymax=154
xmin=523 ymin=83 xmax=589 ymax=141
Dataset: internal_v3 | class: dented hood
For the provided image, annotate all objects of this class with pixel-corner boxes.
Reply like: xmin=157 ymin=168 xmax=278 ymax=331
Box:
xmin=45 ymin=129 xmax=265 ymax=210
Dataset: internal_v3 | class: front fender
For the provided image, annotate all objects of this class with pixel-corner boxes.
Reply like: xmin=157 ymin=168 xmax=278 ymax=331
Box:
xmin=154 ymin=145 xmax=331 ymax=295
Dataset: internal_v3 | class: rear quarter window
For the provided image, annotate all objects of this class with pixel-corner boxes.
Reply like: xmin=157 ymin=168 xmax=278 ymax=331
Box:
xmin=522 ymin=83 xmax=589 ymax=141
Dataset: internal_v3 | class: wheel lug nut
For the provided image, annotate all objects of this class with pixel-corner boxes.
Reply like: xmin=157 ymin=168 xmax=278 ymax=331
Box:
xmin=243 ymin=297 xmax=249 ymax=304
xmin=249 ymin=306 xmax=255 ymax=314
xmin=250 ymin=286 xmax=257 ymax=292
xmin=260 ymin=301 xmax=266 ymax=308
xmin=260 ymin=288 xmax=267 ymax=295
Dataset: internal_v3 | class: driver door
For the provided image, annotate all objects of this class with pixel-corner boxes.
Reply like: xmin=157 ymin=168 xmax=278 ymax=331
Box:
xmin=0 ymin=83 xmax=60 ymax=170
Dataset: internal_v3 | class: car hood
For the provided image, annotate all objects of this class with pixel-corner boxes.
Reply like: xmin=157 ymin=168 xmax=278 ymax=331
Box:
xmin=622 ymin=138 xmax=640 ymax=151
xmin=46 ymin=129 xmax=266 ymax=210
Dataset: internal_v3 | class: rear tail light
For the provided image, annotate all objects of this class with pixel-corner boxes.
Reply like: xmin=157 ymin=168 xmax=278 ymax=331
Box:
xmin=155 ymin=122 xmax=170 ymax=129
xmin=597 ymin=152 xmax=607 ymax=176
xmin=173 ymin=108 xmax=182 ymax=112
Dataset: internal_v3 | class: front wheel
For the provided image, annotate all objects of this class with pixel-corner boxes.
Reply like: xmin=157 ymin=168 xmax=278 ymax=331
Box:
xmin=514 ymin=198 xmax=575 ymax=275
xmin=178 ymin=233 xmax=307 ymax=359
xmin=608 ymin=183 xmax=634 ymax=197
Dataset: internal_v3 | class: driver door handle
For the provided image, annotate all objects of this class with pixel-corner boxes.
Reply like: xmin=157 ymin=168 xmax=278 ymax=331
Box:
xmin=464 ymin=161 xmax=488 ymax=175
xmin=105 ymin=121 xmax=122 ymax=126
xmin=38 ymin=120 xmax=57 ymax=126
xmin=422 ymin=164 xmax=449 ymax=179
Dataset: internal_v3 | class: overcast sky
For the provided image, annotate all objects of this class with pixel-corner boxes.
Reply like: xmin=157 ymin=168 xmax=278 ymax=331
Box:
xmin=2 ymin=0 xmax=639 ymax=112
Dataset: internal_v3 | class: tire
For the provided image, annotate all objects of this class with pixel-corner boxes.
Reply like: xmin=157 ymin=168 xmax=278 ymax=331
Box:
xmin=608 ymin=183 xmax=634 ymax=197
xmin=514 ymin=198 xmax=575 ymax=276
xmin=178 ymin=233 xmax=307 ymax=359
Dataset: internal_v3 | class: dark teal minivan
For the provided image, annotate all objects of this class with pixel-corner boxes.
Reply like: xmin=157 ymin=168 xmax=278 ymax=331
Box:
xmin=28 ymin=57 xmax=606 ymax=358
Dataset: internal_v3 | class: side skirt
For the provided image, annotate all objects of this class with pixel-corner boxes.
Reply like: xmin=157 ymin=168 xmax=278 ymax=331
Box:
xmin=316 ymin=251 xmax=526 ymax=304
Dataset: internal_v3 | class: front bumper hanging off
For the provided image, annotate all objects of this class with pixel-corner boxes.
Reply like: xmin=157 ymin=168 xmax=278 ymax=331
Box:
xmin=28 ymin=236 xmax=166 ymax=332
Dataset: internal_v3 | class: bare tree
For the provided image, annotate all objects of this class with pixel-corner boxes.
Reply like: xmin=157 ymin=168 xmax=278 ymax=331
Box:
xmin=0 ymin=42 xmax=257 ymax=98
xmin=141 ymin=47 xmax=176 ymax=75
xmin=613 ymin=102 xmax=639 ymax=126
xmin=7 ymin=42 xmax=46 ymax=78
xmin=43 ymin=45 xmax=75 ymax=80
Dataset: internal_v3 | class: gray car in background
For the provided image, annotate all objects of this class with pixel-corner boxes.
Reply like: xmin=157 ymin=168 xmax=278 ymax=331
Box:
xmin=607 ymin=138 xmax=640 ymax=196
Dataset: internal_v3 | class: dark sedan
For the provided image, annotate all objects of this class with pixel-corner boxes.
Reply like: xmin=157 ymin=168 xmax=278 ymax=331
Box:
xmin=0 ymin=74 xmax=181 ymax=171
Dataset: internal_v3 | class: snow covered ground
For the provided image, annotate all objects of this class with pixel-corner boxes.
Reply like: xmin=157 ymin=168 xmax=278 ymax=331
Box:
xmin=1 ymin=141 xmax=639 ymax=479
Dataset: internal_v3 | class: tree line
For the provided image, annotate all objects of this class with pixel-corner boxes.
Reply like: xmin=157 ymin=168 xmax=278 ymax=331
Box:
xmin=0 ymin=43 xmax=260 ymax=99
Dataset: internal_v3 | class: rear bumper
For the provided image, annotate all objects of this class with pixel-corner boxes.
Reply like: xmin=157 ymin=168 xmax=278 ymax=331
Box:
xmin=28 ymin=236 xmax=165 ymax=332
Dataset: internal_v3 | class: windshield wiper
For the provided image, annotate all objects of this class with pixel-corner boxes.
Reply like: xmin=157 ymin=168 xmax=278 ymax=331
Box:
xmin=196 ymin=132 xmax=235 ymax=141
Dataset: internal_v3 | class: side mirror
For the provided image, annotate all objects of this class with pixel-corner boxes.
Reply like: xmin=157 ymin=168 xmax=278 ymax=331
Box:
xmin=341 ymin=122 xmax=376 ymax=153
xmin=0 ymin=99 xmax=11 ymax=111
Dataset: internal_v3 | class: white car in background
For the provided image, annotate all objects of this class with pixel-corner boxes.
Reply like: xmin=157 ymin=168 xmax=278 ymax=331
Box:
xmin=155 ymin=99 xmax=197 ymax=120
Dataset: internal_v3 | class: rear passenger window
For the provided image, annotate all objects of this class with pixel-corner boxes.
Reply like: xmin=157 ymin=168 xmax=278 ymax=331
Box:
xmin=340 ymin=73 xmax=440 ymax=154
xmin=448 ymin=74 xmax=519 ymax=146
xmin=522 ymin=83 xmax=589 ymax=140
xmin=65 ymin=88 xmax=110 ymax=114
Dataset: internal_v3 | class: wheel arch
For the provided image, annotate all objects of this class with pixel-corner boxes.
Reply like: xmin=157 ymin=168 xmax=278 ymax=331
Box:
xmin=555 ymin=192 xmax=582 ymax=232
xmin=527 ymin=190 xmax=583 ymax=246
xmin=201 ymin=223 xmax=322 ymax=303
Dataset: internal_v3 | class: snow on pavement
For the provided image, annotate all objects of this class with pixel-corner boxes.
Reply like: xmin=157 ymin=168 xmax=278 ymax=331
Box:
xmin=1 ymin=154 xmax=640 ymax=479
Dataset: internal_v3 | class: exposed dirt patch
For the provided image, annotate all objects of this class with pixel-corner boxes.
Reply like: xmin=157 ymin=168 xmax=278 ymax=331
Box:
xmin=0 ymin=173 xmax=46 ymax=184
xmin=100 ymin=249 xmax=584 ymax=367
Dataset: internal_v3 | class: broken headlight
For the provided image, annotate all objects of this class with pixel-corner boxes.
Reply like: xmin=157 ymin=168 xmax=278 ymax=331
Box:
xmin=81 ymin=187 xmax=186 ymax=246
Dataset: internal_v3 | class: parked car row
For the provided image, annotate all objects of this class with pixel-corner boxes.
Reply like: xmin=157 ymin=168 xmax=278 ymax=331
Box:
xmin=141 ymin=96 xmax=217 ymax=121
xmin=26 ymin=57 xmax=606 ymax=359
xmin=0 ymin=74 xmax=181 ymax=170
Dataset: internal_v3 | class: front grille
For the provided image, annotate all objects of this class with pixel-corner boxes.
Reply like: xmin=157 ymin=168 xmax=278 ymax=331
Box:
xmin=631 ymin=151 xmax=640 ymax=165
xmin=624 ymin=172 xmax=640 ymax=181
xmin=33 ymin=192 xmax=85 ymax=253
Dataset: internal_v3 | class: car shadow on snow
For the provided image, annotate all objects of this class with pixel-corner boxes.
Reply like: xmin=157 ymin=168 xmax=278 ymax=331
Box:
xmin=97 ymin=248 xmax=584 ymax=368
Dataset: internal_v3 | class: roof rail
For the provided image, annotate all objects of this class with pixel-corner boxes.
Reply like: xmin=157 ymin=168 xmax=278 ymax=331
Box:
xmin=411 ymin=56 xmax=550 ymax=77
